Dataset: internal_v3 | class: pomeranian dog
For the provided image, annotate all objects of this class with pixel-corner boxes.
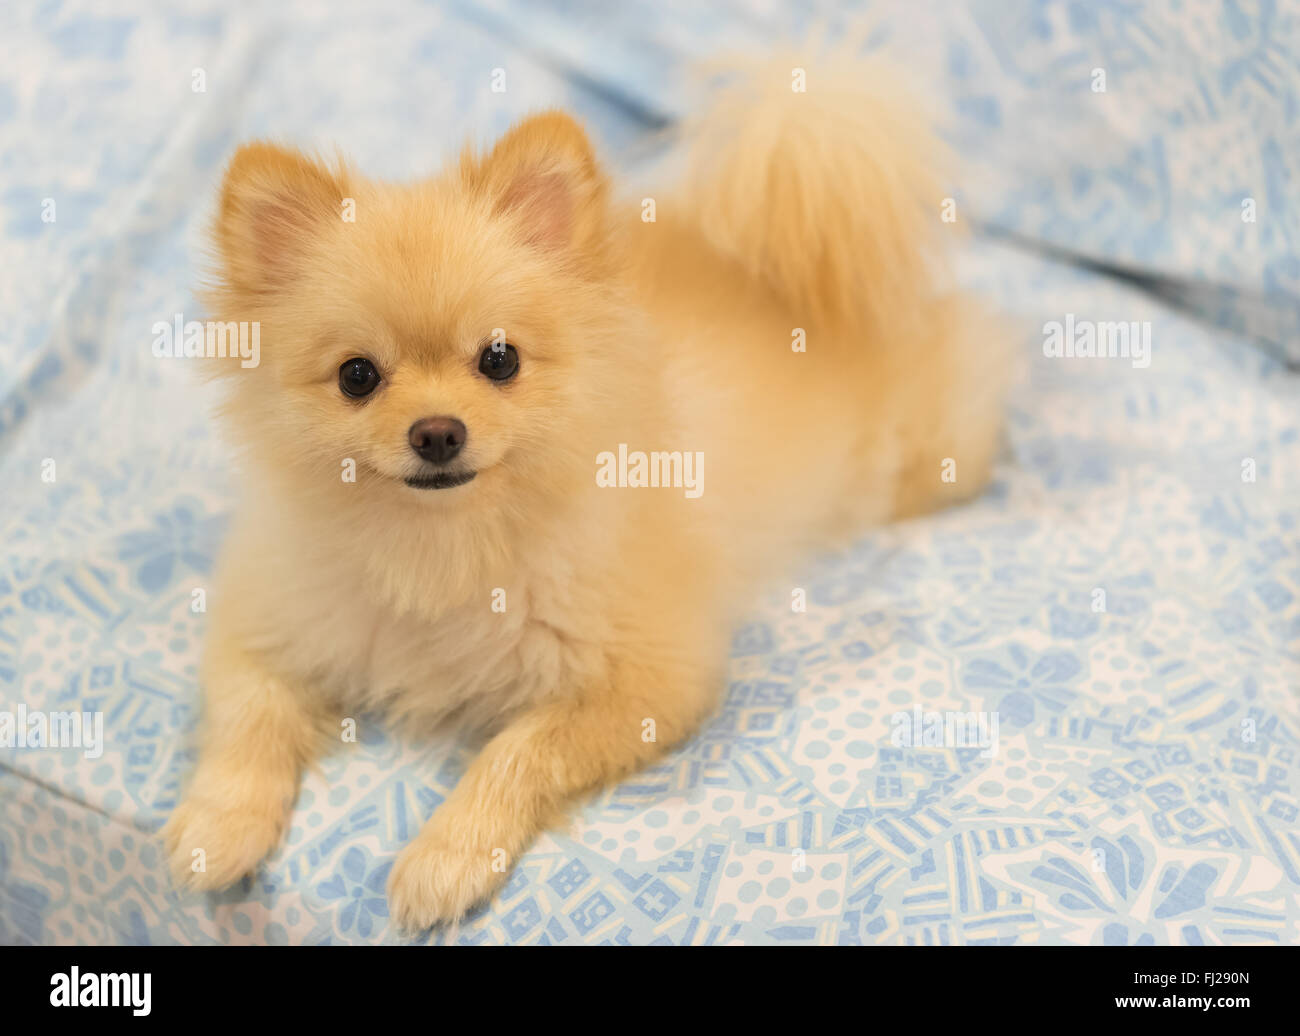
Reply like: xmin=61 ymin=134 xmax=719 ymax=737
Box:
xmin=164 ymin=55 xmax=1007 ymax=930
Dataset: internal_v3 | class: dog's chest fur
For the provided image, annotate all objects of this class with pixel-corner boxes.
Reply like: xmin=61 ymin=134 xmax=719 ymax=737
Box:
xmin=231 ymin=497 xmax=612 ymax=734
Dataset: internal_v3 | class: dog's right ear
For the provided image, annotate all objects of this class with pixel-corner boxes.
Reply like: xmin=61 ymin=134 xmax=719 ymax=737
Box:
xmin=214 ymin=143 xmax=346 ymax=296
xmin=462 ymin=112 xmax=609 ymax=267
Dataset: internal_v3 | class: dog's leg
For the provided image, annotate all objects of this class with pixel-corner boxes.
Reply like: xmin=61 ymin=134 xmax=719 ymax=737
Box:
xmin=888 ymin=297 xmax=1013 ymax=520
xmin=164 ymin=634 xmax=328 ymax=891
xmin=387 ymin=654 xmax=713 ymax=930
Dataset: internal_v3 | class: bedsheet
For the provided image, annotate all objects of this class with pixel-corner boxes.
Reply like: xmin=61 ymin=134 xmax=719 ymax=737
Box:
xmin=1 ymin=0 xmax=1298 ymax=946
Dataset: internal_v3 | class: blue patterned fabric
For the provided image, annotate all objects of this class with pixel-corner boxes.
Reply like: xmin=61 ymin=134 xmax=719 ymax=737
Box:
xmin=1 ymin=1 xmax=1297 ymax=945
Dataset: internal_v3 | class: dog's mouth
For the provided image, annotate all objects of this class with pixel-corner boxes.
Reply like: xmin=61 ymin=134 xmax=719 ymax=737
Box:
xmin=403 ymin=470 xmax=477 ymax=491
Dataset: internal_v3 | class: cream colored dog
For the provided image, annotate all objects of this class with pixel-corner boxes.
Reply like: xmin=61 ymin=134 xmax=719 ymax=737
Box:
xmin=164 ymin=56 xmax=1007 ymax=930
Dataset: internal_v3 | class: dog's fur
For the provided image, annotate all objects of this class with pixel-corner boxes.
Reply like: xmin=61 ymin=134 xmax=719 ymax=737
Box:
xmin=164 ymin=56 xmax=1008 ymax=929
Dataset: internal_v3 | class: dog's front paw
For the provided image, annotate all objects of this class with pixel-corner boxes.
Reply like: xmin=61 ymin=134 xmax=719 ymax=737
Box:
xmin=387 ymin=829 xmax=509 ymax=932
xmin=163 ymin=795 xmax=286 ymax=892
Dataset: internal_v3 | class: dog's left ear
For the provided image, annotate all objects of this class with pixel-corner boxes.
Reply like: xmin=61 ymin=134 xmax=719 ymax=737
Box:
xmin=214 ymin=142 xmax=348 ymax=297
xmin=464 ymin=112 xmax=609 ymax=262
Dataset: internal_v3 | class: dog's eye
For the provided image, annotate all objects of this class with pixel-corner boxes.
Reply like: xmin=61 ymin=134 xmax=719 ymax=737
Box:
xmin=478 ymin=342 xmax=519 ymax=382
xmin=339 ymin=357 xmax=380 ymax=398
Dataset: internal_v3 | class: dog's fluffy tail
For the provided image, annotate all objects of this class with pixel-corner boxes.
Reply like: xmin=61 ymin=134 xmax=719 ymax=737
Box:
xmin=678 ymin=51 xmax=948 ymax=330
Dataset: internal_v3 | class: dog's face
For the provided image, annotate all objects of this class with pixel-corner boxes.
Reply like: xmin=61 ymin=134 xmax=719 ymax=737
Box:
xmin=207 ymin=114 xmax=620 ymax=507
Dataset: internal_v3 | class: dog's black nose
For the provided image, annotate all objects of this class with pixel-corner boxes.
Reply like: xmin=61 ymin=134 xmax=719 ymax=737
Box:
xmin=408 ymin=417 xmax=467 ymax=464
